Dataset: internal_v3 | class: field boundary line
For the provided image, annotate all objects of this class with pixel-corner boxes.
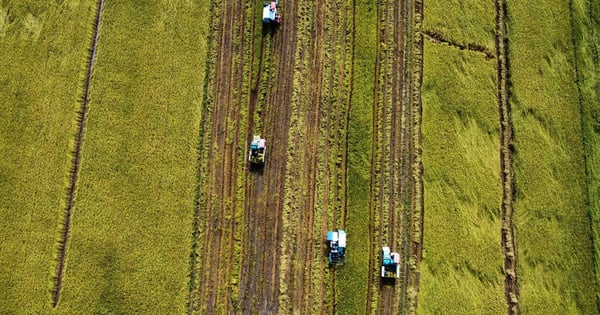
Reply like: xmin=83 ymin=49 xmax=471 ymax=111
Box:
xmin=495 ymin=0 xmax=520 ymax=313
xmin=52 ymin=0 xmax=104 ymax=307
xmin=406 ymin=0 xmax=424 ymax=313
xmin=422 ymin=29 xmax=495 ymax=59
xmin=569 ymin=0 xmax=600 ymax=309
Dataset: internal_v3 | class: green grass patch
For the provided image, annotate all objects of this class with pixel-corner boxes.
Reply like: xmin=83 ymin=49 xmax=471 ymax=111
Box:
xmin=570 ymin=0 xmax=600 ymax=306
xmin=423 ymin=0 xmax=495 ymax=49
xmin=418 ymin=42 xmax=505 ymax=314
xmin=0 ymin=1 xmax=95 ymax=313
xmin=54 ymin=1 xmax=210 ymax=313
xmin=507 ymin=0 xmax=597 ymax=312
xmin=337 ymin=0 xmax=376 ymax=313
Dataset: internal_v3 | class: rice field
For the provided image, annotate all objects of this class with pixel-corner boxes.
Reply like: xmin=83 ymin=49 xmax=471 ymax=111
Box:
xmin=0 ymin=1 xmax=95 ymax=313
xmin=1 ymin=0 xmax=598 ymax=313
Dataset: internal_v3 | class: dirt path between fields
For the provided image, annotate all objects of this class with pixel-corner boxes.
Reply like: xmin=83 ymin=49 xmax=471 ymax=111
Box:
xmin=495 ymin=0 xmax=520 ymax=313
xmin=52 ymin=0 xmax=104 ymax=307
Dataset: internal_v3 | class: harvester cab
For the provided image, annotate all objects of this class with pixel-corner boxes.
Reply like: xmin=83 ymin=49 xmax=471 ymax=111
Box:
xmin=326 ymin=230 xmax=346 ymax=266
xmin=249 ymin=136 xmax=266 ymax=165
xmin=381 ymin=246 xmax=400 ymax=278
xmin=262 ymin=1 xmax=281 ymax=25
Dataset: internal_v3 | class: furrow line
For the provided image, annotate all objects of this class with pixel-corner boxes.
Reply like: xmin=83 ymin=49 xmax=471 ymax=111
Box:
xmin=52 ymin=0 xmax=104 ymax=307
xmin=495 ymin=0 xmax=520 ymax=313
xmin=422 ymin=29 xmax=495 ymax=59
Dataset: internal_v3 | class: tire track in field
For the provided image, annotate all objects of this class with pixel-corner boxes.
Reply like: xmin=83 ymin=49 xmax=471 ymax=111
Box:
xmin=236 ymin=4 xmax=269 ymax=314
xmin=52 ymin=0 xmax=104 ymax=307
xmin=189 ymin=0 xmax=246 ymax=312
xmin=495 ymin=0 xmax=520 ymax=313
xmin=371 ymin=0 xmax=413 ymax=313
xmin=321 ymin=0 xmax=352 ymax=313
xmin=285 ymin=0 xmax=325 ymax=312
xmin=237 ymin=1 xmax=299 ymax=312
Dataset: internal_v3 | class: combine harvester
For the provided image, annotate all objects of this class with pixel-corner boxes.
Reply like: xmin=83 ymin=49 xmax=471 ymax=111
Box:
xmin=326 ymin=229 xmax=346 ymax=266
xmin=248 ymin=135 xmax=266 ymax=166
xmin=381 ymin=246 xmax=400 ymax=279
xmin=262 ymin=1 xmax=281 ymax=25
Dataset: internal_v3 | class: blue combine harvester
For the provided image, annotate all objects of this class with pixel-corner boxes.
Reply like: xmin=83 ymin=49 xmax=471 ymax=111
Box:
xmin=327 ymin=230 xmax=346 ymax=265
xmin=381 ymin=246 xmax=400 ymax=278
xmin=262 ymin=1 xmax=281 ymax=25
xmin=249 ymin=135 xmax=266 ymax=165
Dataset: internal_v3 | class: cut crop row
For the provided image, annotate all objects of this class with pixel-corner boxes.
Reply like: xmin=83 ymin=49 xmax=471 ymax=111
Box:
xmin=189 ymin=0 xmax=249 ymax=312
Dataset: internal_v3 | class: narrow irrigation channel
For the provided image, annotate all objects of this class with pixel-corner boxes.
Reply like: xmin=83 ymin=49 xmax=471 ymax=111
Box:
xmin=52 ymin=0 xmax=104 ymax=307
xmin=495 ymin=0 xmax=520 ymax=313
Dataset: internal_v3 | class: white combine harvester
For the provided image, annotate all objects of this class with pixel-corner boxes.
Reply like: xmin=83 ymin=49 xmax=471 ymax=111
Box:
xmin=381 ymin=246 xmax=400 ymax=279
xmin=262 ymin=1 xmax=281 ymax=25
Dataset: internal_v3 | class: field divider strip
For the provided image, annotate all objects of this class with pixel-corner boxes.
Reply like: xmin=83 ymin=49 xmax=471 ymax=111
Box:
xmin=52 ymin=0 xmax=104 ymax=307
xmin=407 ymin=0 xmax=424 ymax=313
xmin=495 ymin=0 xmax=520 ymax=313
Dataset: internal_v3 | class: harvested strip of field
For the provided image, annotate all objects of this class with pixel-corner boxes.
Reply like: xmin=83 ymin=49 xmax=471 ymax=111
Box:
xmin=53 ymin=0 xmax=104 ymax=306
xmin=418 ymin=42 xmax=505 ymax=314
xmin=273 ymin=0 xmax=354 ymax=312
xmin=370 ymin=0 xmax=415 ymax=313
xmin=570 ymin=0 xmax=600 ymax=306
xmin=189 ymin=0 xmax=249 ymax=312
xmin=0 ymin=1 xmax=96 ymax=312
xmin=55 ymin=1 xmax=210 ymax=313
xmin=336 ymin=0 xmax=377 ymax=313
xmin=506 ymin=0 xmax=597 ymax=312
xmin=494 ymin=0 xmax=519 ymax=312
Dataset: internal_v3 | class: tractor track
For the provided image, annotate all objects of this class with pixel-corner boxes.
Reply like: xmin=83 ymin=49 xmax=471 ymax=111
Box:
xmin=495 ymin=0 xmax=520 ymax=313
xmin=189 ymin=0 xmax=247 ymax=312
xmin=52 ymin=0 xmax=104 ymax=307
xmin=322 ymin=0 xmax=352 ymax=313
xmin=371 ymin=0 xmax=413 ymax=313
xmin=237 ymin=1 xmax=299 ymax=313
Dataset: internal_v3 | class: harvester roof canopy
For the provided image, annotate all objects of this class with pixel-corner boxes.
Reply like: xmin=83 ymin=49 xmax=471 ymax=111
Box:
xmin=263 ymin=4 xmax=277 ymax=22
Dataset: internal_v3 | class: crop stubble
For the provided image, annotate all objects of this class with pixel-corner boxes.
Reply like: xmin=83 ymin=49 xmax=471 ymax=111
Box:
xmin=189 ymin=0 xmax=247 ymax=312
xmin=367 ymin=0 xmax=424 ymax=313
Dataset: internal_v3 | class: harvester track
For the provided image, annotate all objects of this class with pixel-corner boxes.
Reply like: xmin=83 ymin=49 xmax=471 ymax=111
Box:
xmin=367 ymin=0 xmax=417 ymax=313
xmin=495 ymin=0 xmax=520 ymax=313
xmin=189 ymin=0 xmax=248 ymax=312
xmin=322 ymin=0 xmax=353 ymax=313
xmin=52 ymin=0 xmax=104 ymax=307
xmin=237 ymin=1 xmax=298 ymax=313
